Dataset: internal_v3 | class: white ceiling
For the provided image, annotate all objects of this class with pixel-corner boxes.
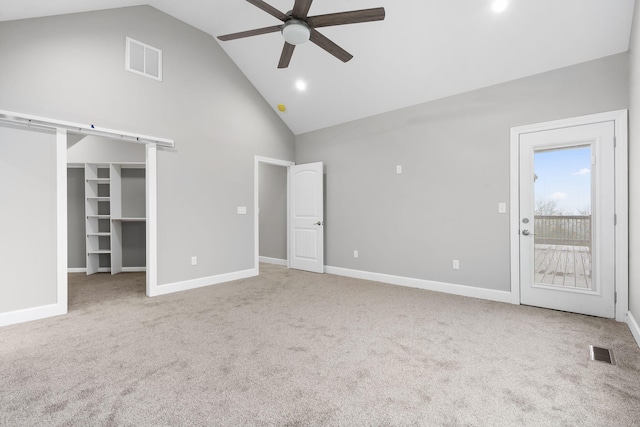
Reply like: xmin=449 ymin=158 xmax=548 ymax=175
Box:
xmin=0 ymin=0 xmax=635 ymax=135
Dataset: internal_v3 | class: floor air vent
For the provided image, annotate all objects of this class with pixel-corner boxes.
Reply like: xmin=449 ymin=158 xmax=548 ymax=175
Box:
xmin=589 ymin=345 xmax=615 ymax=365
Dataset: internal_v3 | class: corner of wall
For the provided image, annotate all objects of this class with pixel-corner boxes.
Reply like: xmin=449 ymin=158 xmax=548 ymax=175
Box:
xmin=628 ymin=0 xmax=640 ymax=336
xmin=149 ymin=268 xmax=258 ymax=297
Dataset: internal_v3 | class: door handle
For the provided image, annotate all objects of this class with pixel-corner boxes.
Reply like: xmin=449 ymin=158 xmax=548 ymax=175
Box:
xmin=521 ymin=230 xmax=535 ymax=236
xmin=314 ymin=221 xmax=324 ymax=226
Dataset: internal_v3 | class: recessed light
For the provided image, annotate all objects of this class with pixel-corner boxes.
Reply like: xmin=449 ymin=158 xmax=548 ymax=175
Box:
xmin=295 ymin=80 xmax=307 ymax=91
xmin=492 ymin=0 xmax=508 ymax=13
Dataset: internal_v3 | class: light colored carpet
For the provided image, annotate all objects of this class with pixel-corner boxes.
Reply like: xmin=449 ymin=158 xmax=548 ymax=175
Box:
xmin=1 ymin=264 xmax=639 ymax=426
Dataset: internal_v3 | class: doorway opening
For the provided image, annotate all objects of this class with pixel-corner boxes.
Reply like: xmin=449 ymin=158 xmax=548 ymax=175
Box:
xmin=254 ymin=157 xmax=294 ymax=273
xmin=67 ymin=134 xmax=148 ymax=308
xmin=510 ymin=110 xmax=628 ymax=321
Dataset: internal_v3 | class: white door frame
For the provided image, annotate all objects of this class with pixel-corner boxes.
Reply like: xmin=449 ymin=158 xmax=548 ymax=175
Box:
xmin=56 ymin=129 xmax=69 ymax=318
xmin=510 ymin=110 xmax=628 ymax=322
xmin=254 ymin=156 xmax=295 ymax=271
xmin=145 ymin=143 xmax=159 ymax=296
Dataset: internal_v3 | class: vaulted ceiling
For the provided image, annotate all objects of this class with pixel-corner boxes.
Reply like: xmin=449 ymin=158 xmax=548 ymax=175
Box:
xmin=0 ymin=0 xmax=635 ymax=134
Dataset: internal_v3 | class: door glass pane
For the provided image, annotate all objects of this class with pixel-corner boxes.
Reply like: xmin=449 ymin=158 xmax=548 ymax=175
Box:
xmin=533 ymin=146 xmax=592 ymax=290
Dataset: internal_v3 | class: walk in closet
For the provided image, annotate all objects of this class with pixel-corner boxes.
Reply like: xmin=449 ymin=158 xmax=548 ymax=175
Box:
xmin=67 ymin=135 xmax=146 ymax=275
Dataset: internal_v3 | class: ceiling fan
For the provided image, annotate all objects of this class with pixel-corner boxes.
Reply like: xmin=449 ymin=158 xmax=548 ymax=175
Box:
xmin=217 ymin=0 xmax=385 ymax=69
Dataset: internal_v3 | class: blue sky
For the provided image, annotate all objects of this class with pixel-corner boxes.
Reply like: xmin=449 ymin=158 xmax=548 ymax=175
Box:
xmin=534 ymin=146 xmax=591 ymax=215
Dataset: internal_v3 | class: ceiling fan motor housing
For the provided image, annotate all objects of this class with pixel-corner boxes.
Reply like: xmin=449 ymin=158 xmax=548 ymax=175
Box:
xmin=282 ymin=19 xmax=311 ymax=44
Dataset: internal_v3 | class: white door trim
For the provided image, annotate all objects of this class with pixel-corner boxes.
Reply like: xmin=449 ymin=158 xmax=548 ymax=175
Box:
xmin=146 ymin=144 xmax=159 ymax=296
xmin=254 ymin=156 xmax=295 ymax=272
xmin=510 ymin=110 xmax=628 ymax=322
xmin=56 ymin=129 xmax=69 ymax=317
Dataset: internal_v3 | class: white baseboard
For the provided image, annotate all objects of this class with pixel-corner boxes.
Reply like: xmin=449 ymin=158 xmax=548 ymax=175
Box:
xmin=122 ymin=267 xmax=146 ymax=273
xmin=628 ymin=311 xmax=640 ymax=349
xmin=67 ymin=267 xmax=145 ymax=273
xmin=325 ymin=266 xmax=513 ymax=304
xmin=149 ymin=268 xmax=258 ymax=297
xmin=0 ymin=302 xmax=66 ymax=327
xmin=259 ymin=256 xmax=287 ymax=266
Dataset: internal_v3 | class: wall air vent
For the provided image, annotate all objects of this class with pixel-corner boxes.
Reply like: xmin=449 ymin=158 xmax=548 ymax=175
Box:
xmin=125 ymin=37 xmax=162 ymax=81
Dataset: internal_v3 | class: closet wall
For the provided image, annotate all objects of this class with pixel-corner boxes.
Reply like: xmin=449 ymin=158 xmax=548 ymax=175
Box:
xmin=67 ymin=135 xmax=145 ymax=271
xmin=0 ymin=125 xmax=58 ymax=312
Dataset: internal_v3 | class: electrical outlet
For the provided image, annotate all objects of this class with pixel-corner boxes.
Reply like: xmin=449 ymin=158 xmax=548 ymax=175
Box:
xmin=191 ymin=256 xmax=197 ymax=266
xmin=354 ymin=250 xmax=359 ymax=258
xmin=453 ymin=259 xmax=460 ymax=270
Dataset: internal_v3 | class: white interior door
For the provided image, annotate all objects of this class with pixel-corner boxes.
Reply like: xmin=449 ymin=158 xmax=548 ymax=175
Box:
xmin=518 ymin=121 xmax=615 ymax=318
xmin=289 ymin=162 xmax=324 ymax=273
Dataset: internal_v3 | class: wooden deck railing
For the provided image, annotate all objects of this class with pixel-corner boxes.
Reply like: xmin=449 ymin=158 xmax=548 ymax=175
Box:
xmin=534 ymin=215 xmax=591 ymax=247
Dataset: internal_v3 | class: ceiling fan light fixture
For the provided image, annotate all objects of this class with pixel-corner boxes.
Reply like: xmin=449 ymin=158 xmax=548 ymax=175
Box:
xmin=282 ymin=19 xmax=310 ymax=45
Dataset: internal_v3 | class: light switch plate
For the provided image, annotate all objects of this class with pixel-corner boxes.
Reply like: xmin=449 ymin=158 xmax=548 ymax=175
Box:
xmin=396 ymin=165 xmax=402 ymax=174
xmin=498 ymin=203 xmax=507 ymax=213
xmin=237 ymin=206 xmax=247 ymax=215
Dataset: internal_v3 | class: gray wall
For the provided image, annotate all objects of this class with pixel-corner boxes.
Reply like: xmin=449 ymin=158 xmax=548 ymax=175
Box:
xmin=629 ymin=0 xmax=640 ymax=322
xmin=121 ymin=168 xmax=145 ymax=218
xmin=67 ymin=136 xmax=145 ymax=163
xmin=121 ymin=168 xmax=146 ymax=268
xmin=67 ymin=167 xmax=86 ymax=269
xmin=0 ymin=6 xmax=294 ymax=291
xmin=122 ymin=222 xmax=146 ymax=268
xmin=0 ymin=125 xmax=57 ymax=312
xmin=259 ymin=163 xmax=287 ymax=260
xmin=296 ymin=53 xmax=629 ymax=292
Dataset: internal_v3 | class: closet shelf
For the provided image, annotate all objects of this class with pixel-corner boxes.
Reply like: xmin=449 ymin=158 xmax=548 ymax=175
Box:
xmin=83 ymin=162 xmax=146 ymax=276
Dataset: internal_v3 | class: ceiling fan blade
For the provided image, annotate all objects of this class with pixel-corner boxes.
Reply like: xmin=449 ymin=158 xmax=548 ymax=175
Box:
xmin=307 ymin=7 xmax=385 ymax=28
xmin=309 ymin=29 xmax=353 ymax=63
xmin=217 ymin=25 xmax=282 ymax=41
xmin=246 ymin=0 xmax=290 ymax=21
xmin=292 ymin=0 xmax=313 ymax=19
xmin=278 ymin=42 xmax=296 ymax=68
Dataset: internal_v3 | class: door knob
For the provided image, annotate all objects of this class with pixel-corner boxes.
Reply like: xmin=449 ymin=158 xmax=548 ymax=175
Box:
xmin=522 ymin=229 xmax=535 ymax=236
xmin=314 ymin=221 xmax=324 ymax=226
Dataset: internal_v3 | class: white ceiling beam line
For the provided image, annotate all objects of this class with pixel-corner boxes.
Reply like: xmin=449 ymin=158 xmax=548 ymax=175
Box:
xmin=0 ymin=110 xmax=175 ymax=148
